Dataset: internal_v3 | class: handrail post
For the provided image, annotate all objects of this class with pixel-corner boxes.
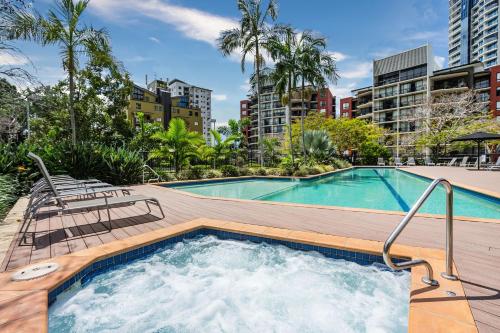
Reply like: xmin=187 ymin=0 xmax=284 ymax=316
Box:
xmin=383 ymin=178 xmax=458 ymax=286
xmin=441 ymin=181 xmax=458 ymax=280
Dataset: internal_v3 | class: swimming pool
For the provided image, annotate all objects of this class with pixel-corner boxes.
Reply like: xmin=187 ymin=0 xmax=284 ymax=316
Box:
xmin=49 ymin=235 xmax=410 ymax=332
xmin=168 ymin=168 xmax=500 ymax=220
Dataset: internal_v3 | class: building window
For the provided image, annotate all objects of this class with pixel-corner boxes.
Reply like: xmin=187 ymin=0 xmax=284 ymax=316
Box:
xmin=189 ymin=111 xmax=193 ymax=116
xmin=497 ymin=87 xmax=500 ymax=96
xmin=135 ymin=102 xmax=141 ymax=110
xmin=320 ymin=101 xmax=326 ymax=107
xmin=497 ymin=73 xmax=500 ymax=82
xmin=195 ymin=112 xmax=198 ymax=117
xmin=497 ymin=101 xmax=500 ymax=110
xmin=241 ymin=103 xmax=247 ymax=108
xmin=194 ymin=122 xmax=198 ymax=126
xmin=342 ymin=102 xmax=350 ymax=110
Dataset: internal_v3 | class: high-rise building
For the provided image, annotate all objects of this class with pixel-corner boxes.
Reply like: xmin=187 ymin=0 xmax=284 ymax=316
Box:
xmin=341 ymin=46 xmax=497 ymax=155
xmin=243 ymin=78 xmax=336 ymax=160
xmin=449 ymin=0 xmax=499 ymax=68
xmin=148 ymin=79 xmax=212 ymax=143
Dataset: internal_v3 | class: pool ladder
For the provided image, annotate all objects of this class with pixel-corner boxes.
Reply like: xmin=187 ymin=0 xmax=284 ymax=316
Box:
xmin=383 ymin=178 xmax=458 ymax=286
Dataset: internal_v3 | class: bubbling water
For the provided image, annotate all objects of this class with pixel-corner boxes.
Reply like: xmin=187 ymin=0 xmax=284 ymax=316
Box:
xmin=49 ymin=236 xmax=410 ymax=333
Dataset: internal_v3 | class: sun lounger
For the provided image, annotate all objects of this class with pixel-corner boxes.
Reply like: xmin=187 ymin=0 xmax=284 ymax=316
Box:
xmin=394 ymin=157 xmax=403 ymax=167
xmin=425 ymin=157 xmax=435 ymax=166
xmin=377 ymin=157 xmax=385 ymax=166
xmin=458 ymin=156 xmax=469 ymax=167
xmin=407 ymin=157 xmax=416 ymax=166
xmin=438 ymin=157 xmax=457 ymax=166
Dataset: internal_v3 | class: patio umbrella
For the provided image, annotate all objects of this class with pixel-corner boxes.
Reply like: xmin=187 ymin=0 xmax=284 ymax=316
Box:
xmin=450 ymin=132 xmax=500 ymax=169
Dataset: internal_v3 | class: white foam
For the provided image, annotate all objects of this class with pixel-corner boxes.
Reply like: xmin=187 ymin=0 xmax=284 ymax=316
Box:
xmin=49 ymin=236 xmax=410 ymax=332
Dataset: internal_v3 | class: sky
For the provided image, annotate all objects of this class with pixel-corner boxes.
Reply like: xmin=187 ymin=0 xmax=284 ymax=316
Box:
xmin=3 ymin=0 xmax=449 ymax=124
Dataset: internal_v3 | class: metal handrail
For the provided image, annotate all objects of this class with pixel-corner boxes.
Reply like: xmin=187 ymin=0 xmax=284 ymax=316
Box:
xmin=383 ymin=178 xmax=458 ymax=286
xmin=142 ymin=164 xmax=162 ymax=184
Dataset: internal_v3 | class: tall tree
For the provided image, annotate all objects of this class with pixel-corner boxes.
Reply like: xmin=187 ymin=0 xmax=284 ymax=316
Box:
xmin=210 ymin=129 xmax=236 ymax=167
xmin=217 ymin=0 xmax=278 ymax=165
xmin=295 ymin=31 xmax=338 ymax=158
xmin=267 ymin=26 xmax=297 ymax=166
xmin=8 ymin=0 xmax=111 ymax=144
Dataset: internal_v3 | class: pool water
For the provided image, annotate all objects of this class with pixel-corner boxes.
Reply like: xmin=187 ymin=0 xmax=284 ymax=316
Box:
xmin=170 ymin=168 xmax=500 ymax=219
xmin=49 ymin=236 xmax=410 ymax=333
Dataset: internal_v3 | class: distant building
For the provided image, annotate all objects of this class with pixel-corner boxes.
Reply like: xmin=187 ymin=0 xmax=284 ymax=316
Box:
xmin=126 ymin=84 xmax=202 ymax=134
xmin=240 ymin=99 xmax=251 ymax=141
xmin=448 ymin=0 xmax=499 ymax=68
xmin=340 ymin=45 xmax=498 ymax=155
xmin=242 ymin=79 xmax=336 ymax=159
xmin=150 ymin=79 xmax=212 ymax=143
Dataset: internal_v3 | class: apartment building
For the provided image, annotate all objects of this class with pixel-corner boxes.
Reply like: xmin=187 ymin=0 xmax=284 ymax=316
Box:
xmin=159 ymin=79 xmax=212 ymax=143
xmin=449 ymin=0 xmax=499 ymax=68
xmin=243 ymin=79 xmax=336 ymax=158
xmin=240 ymin=99 xmax=251 ymax=140
xmin=126 ymin=84 xmax=202 ymax=134
xmin=341 ymin=45 xmax=498 ymax=156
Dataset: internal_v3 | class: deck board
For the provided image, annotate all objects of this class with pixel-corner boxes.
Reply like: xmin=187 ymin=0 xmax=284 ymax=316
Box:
xmin=1 ymin=178 xmax=499 ymax=331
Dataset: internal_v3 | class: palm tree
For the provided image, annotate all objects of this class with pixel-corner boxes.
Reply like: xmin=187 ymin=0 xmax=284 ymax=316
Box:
xmin=267 ymin=26 xmax=298 ymax=166
xmin=149 ymin=118 xmax=204 ymax=173
xmin=295 ymin=32 xmax=338 ymax=158
xmin=8 ymin=0 xmax=111 ymax=144
xmin=262 ymin=136 xmax=280 ymax=167
xmin=303 ymin=129 xmax=335 ymax=163
xmin=217 ymin=0 xmax=278 ymax=166
xmin=210 ymin=129 xmax=236 ymax=167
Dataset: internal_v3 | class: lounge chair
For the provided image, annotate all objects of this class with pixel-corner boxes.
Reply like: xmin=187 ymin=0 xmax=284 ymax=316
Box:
xmin=20 ymin=154 xmax=165 ymax=245
xmin=486 ymin=157 xmax=500 ymax=170
xmin=377 ymin=157 xmax=385 ymax=166
xmin=458 ymin=156 xmax=469 ymax=167
xmin=394 ymin=157 xmax=403 ymax=167
xmin=424 ymin=157 xmax=435 ymax=166
xmin=438 ymin=157 xmax=457 ymax=166
xmin=407 ymin=157 xmax=416 ymax=166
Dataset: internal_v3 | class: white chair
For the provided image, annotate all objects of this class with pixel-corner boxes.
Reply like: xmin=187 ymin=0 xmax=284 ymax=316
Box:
xmin=425 ymin=157 xmax=435 ymax=166
xmin=439 ymin=157 xmax=457 ymax=166
xmin=458 ymin=156 xmax=469 ymax=167
xmin=407 ymin=157 xmax=416 ymax=166
xmin=377 ymin=157 xmax=385 ymax=166
xmin=486 ymin=157 xmax=500 ymax=170
xmin=394 ymin=157 xmax=403 ymax=167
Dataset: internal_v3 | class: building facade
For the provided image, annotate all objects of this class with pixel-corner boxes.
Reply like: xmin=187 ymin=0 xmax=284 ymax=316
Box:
xmin=126 ymin=84 xmax=202 ymax=134
xmin=159 ymin=79 xmax=212 ymax=143
xmin=243 ymin=80 xmax=336 ymax=159
xmin=240 ymin=99 xmax=251 ymax=140
xmin=449 ymin=0 xmax=499 ymax=68
xmin=341 ymin=46 xmax=498 ymax=156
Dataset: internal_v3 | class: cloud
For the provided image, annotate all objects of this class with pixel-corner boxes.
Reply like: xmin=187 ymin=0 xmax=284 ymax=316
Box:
xmin=212 ymin=94 xmax=228 ymax=101
xmin=240 ymin=79 xmax=250 ymax=92
xmin=149 ymin=36 xmax=161 ymax=44
xmin=340 ymin=62 xmax=372 ymax=80
xmin=330 ymin=82 xmax=358 ymax=98
xmin=434 ymin=55 xmax=445 ymax=70
xmin=370 ymin=48 xmax=399 ymax=59
xmin=89 ymin=0 xmax=237 ymax=47
xmin=0 ymin=52 xmax=29 ymax=66
xmin=328 ymin=51 xmax=349 ymax=62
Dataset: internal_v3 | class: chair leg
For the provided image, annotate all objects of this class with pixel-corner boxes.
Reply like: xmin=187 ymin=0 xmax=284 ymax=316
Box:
xmin=106 ymin=206 xmax=112 ymax=231
xmin=154 ymin=199 xmax=165 ymax=218
xmin=145 ymin=201 xmax=152 ymax=214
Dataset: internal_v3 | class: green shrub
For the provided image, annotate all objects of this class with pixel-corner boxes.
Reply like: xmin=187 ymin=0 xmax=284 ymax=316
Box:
xmin=266 ymin=168 xmax=282 ymax=176
xmin=189 ymin=165 xmax=207 ymax=179
xmin=255 ymin=167 xmax=267 ymax=176
xmin=359 ymin=141 xmax=390 ymax=165
xmin=238 ymin=167 xmax=251 ymax=176
xmin=205 ymin=169 xmax=222 ymax=179
xmin=306 ymin=166 xmax=323 ymax=175
xmin=293 ymin=167 xmax=308 ymax=177
xmin=277 ymin=167 xmax=292 ymax=176
xmin=321 ymin=165 xmax=335 ymax=172
xmin=331 ymin=157 xmax=351 ymax=169
xmin=221 ymin=165 xmax=239 ymax=177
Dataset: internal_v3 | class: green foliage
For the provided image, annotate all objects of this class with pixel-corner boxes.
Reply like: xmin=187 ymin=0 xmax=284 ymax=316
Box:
xmin=211 ymin=129 xmax=236 ymax=167
xmin=205 ymin=169 xmax=222 ymax=179
xmin=262 ymin=137 xmax=281 ymax=167
xmin=0 ymin=174 xmax=21 ymax=220
xmin=303 ymin=129 xmax=335 ymax=163
xmin=149 ymin=118 xmax=204 ymax=173
xmin=330 ymin=157 xmax=351 ymax=170
xmin=220 ymin=165 xmax=239 ymax=177
xmin=359 ymin=141 xmax=391 ymax=165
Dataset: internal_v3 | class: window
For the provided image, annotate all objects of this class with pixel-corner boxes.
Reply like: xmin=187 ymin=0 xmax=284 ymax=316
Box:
xmin=497 ymin=73 xmax=500 ymax=82
xmin=135 ymin=102 xmax=141 ymax=110
xmin=342 ymin=102 xmax=350 ymax=110
xmin=195 ymin=112 xmax=199 ymax=117
xmin=241 ymin=103 xmax=247 ymax=108
xmin=497 ymin=101 xmax=500 ymax=110
xmin=189 ymin=111 xmax=193 ymax=116
xmin=497 ymin=87 xmax=500 ymax=96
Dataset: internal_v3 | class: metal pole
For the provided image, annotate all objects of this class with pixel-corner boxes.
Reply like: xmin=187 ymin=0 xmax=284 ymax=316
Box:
xmin=441 ymin=181 xmax=458 ymax=280
xmin=26 ymin=101 xmax=30 ymax=139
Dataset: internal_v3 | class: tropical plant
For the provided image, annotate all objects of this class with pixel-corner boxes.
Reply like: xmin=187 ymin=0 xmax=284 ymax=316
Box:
xmin=303 ymin=129 xmax=335 ymax=163
xmin=149 ymin=118 xmax=204 ymax=173
xmin=220 ymin=165 xmax=239 ymax=177
xmin=359 ymin=141 xmax=390 ymax=165
xmin=211 ymin=129 xmax=236 ymax=167
xmin=262 ymin=136 xmax=281 ymax=167
xmin=8 ymin=0 xmax=112 ymax=144
xmin=217 ymin=0 xmax=278 ymax=165
xmin=295 ymin=31 xmax=338 ymax=158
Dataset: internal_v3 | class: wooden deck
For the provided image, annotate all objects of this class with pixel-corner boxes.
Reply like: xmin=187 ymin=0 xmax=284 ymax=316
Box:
xmin=1 ymin=178 xmax=500 ymax=332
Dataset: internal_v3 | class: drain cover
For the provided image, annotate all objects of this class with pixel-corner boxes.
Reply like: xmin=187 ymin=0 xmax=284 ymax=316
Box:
xmin=11 ymin=263 xmax=59 ymax=281
xmin=446 ymin=290 xmax=457 ymax=297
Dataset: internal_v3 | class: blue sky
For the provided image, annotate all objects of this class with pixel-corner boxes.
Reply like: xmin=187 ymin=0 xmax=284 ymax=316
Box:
xmin=5 ymin=0 xmax=449 ymax=123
